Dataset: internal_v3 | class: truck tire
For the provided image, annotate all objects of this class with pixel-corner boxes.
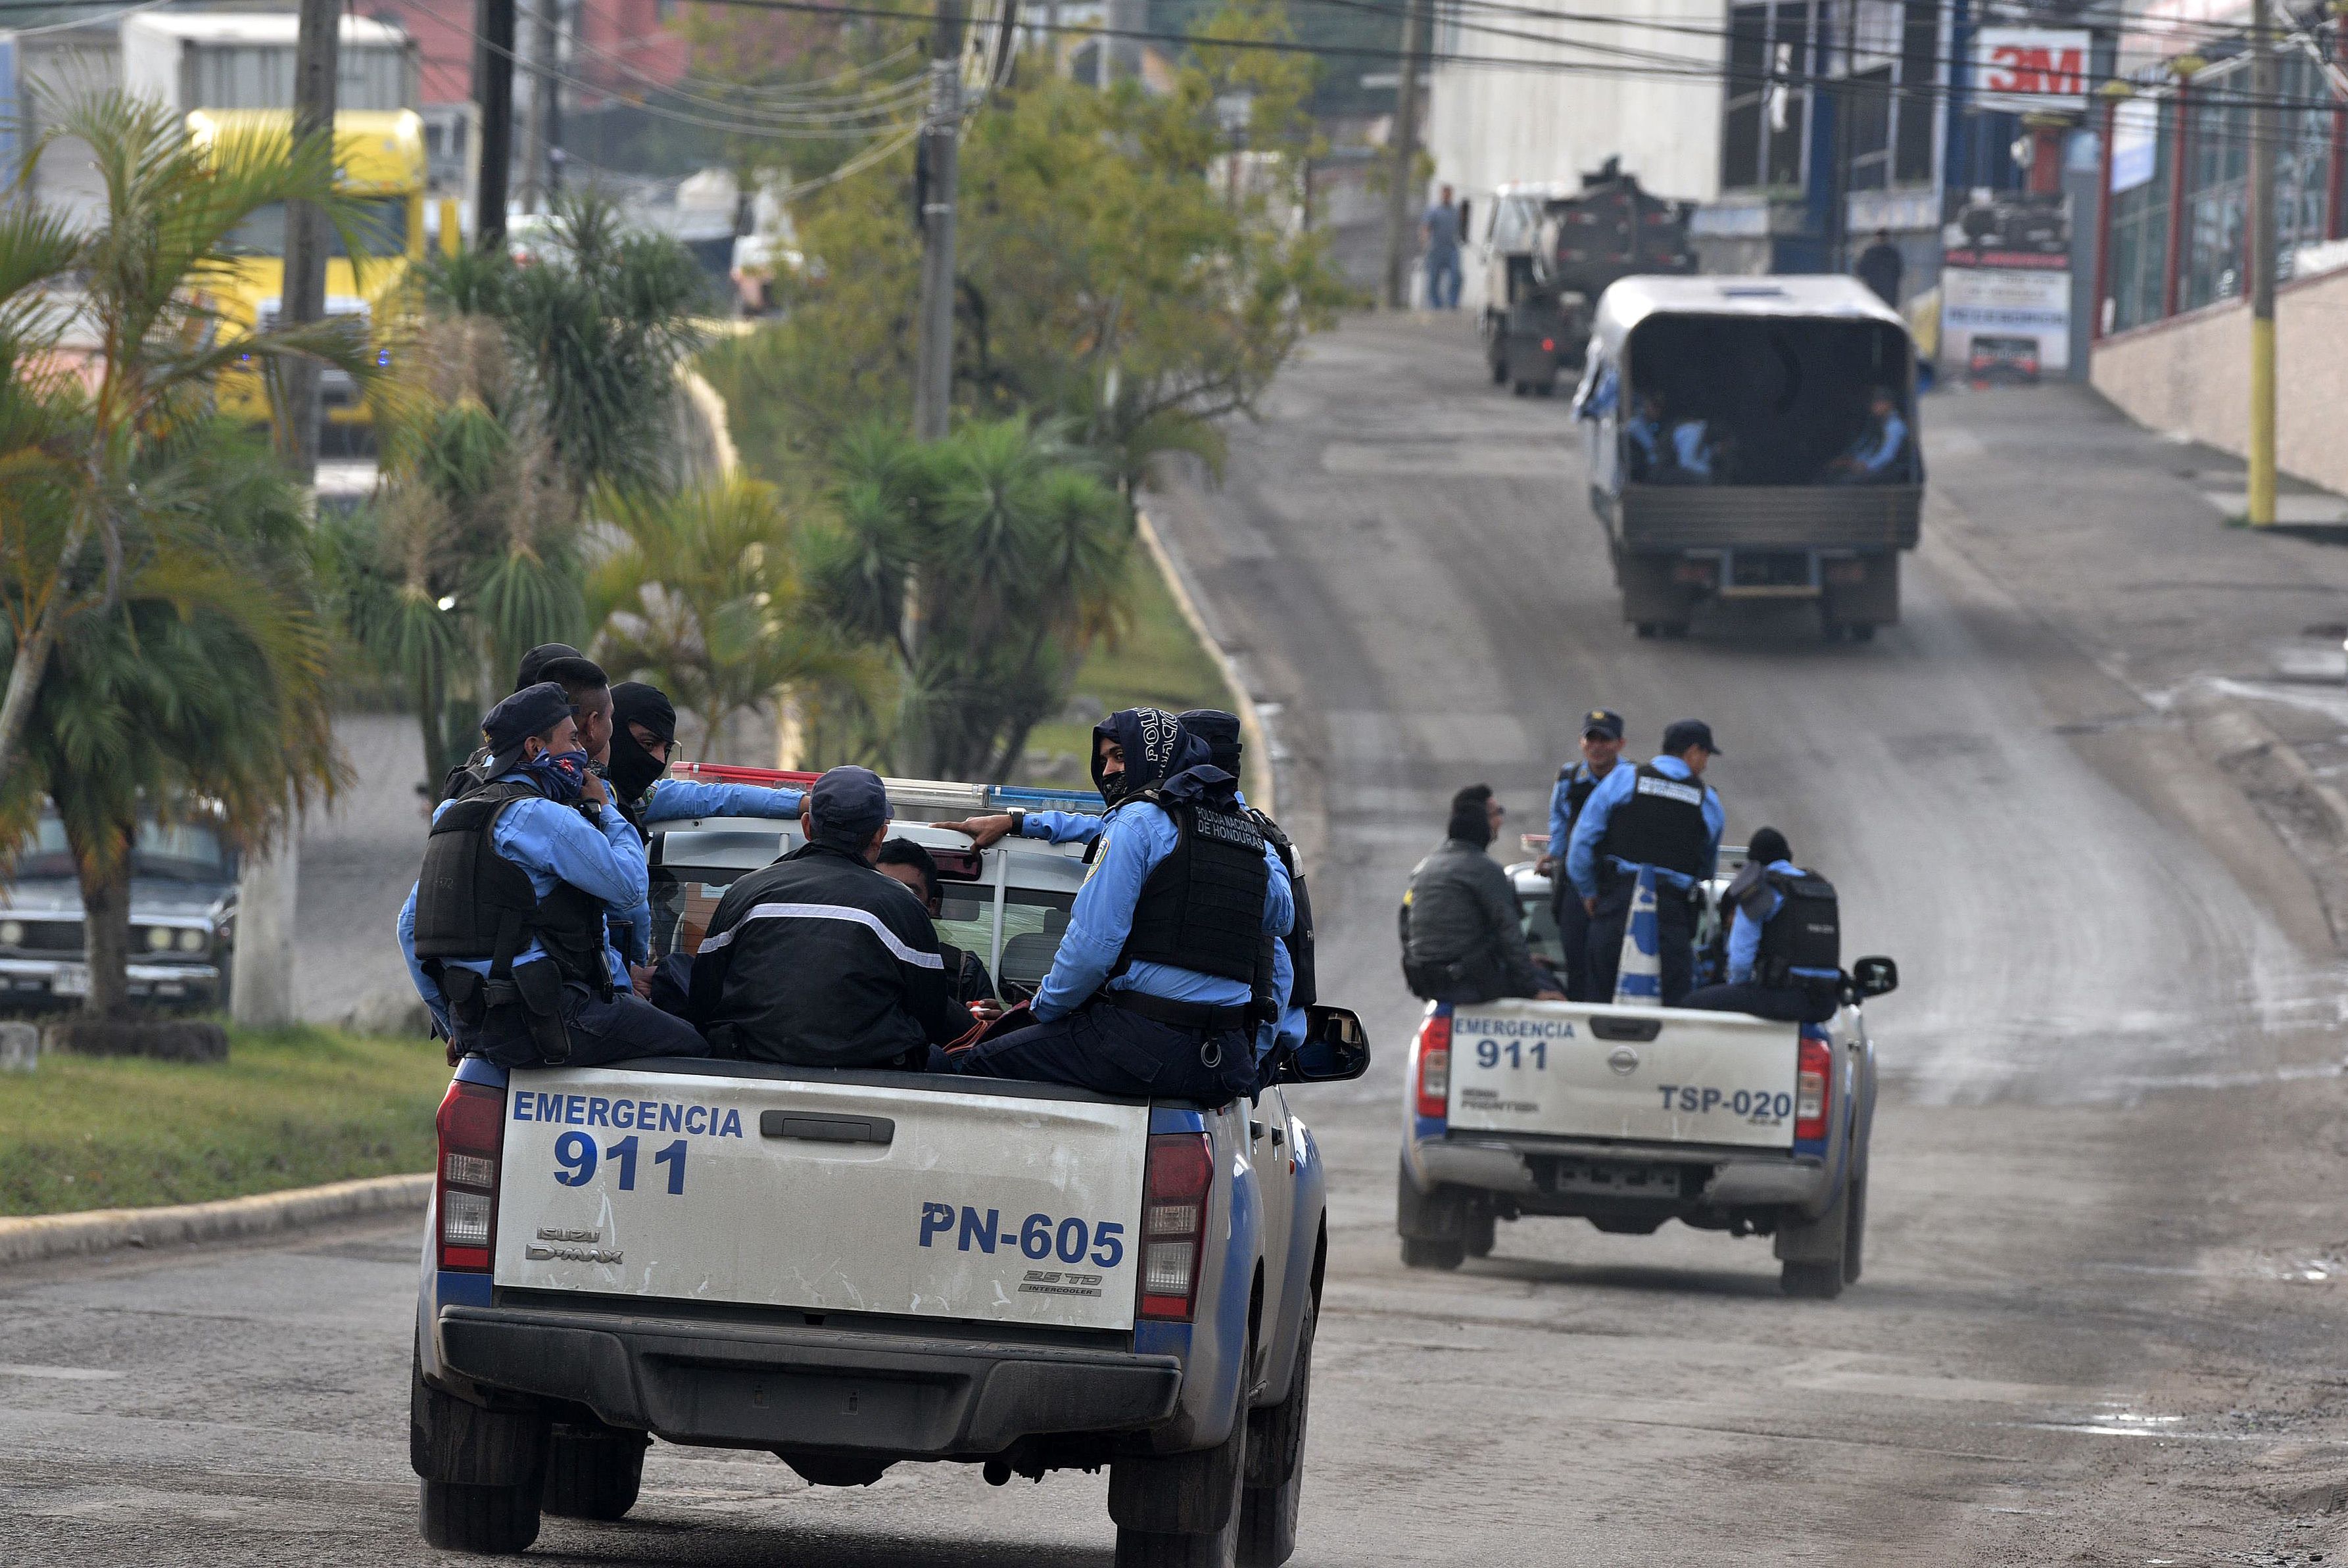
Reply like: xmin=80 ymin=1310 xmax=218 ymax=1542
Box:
xmin=1395 ymin=1158 xmax=1466 ymax=1270
xmin=1463 ymin=1207 xmax=1496 ymax=1259
xmin=540 ymin=1426 xmax=648 ymax=1521
xmin=1400 ymin=1236 xmax=1465 ymax=1270
xmin=1112 ymin=1362 xmax=1250 ymax=1567
xmin=419 ymin=1479 xmax=542 ymax=1555
xmin=1238 ymin=1300 xmax=1316 ymax=1567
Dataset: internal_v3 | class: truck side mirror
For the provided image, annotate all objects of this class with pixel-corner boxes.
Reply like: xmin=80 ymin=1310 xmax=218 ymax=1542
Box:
xmin=1852 ymin=955 xmax=1898 ymax=998
xmin=1274 ymin=1005 xmax=1372 ymax=1085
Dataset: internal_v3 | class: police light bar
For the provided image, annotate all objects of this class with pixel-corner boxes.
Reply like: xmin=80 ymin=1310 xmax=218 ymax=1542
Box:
xmin=668 ymin=763 xmax=1105 ymax=817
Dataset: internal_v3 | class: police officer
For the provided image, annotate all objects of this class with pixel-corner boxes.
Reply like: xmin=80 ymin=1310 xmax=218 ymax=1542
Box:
xmin=1567 ymin=719 xmax=1725 ymax=1006
xmin=1681 ymin=828 xmax=1842 ymax=1022
xmin=688 ymin=767 xmax=972 ymax=1066
xmin=1540 ymin=708 xmax=1625 ymax=1000
xmin=935 ymin=709 xmax=1308 ymax=1067
xmin=1399 ymin=784 xmax=1563 ymax=1004
xmin=947 ymin=708 xmax=1293 ymax=1105
xmin=397 ymin=682 xmax=706 ymax=1067
xmin=438 ymin=646 xmax=605 ymax=803
xmin=603 ymin=680 xmax=807 ymax=977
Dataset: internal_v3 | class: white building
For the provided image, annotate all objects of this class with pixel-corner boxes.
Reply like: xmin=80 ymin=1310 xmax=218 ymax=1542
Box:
xmin=1422 ymin=0 xmax=1727 ymax=304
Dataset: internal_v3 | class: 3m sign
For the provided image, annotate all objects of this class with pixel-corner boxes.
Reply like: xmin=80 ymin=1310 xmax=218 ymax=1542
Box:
xmin=1975 ymin=27 xmax=2093 ymax=112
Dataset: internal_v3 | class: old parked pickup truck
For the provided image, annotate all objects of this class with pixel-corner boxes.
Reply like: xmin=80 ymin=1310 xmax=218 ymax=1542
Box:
xmin=410 ymin=780 xmax=1370 ymax=1568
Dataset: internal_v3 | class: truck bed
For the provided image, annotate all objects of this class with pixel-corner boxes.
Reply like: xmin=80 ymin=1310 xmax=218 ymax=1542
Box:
xmin=1443 ymin=999 xmax=1801 ymax=1150
xmin=495 ymin=1060 xmax=1155 ymax=1334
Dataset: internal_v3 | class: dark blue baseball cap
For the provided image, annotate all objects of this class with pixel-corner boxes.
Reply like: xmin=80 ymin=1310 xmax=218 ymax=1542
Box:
xmin=808 ymin=765 xmax=892 ymax=850
xmin=1662 ymin=719 xmax=1721 ymax=755
xmin=1581 ymin=708 xmax=1625 ymax=740
xmin=482 ymin=681 xmax=573 ymax=778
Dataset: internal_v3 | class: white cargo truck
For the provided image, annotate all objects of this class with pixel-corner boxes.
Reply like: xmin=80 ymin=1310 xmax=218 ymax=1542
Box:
xmin=1397 ymin=851 xmax=1896 ymax=1297
xmin=410 ymin=778 xmax=1370 ymax=1567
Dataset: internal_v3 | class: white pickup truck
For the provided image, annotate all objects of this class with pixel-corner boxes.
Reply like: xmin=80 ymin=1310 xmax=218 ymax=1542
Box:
xmin=1396 ymin=848 xmax=1895 ymax=1298
xmin=409 ymin=774 xmax=1369 ymax=1568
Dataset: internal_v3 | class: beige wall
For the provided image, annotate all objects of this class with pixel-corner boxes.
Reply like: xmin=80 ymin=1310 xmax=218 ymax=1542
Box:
xmin=2092 ymin=265 xmax=2348 ymax=496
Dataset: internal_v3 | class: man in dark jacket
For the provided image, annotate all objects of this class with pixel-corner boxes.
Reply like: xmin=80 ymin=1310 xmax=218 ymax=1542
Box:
xmin=875 ymin=837 xmax=1001 ymax=1018
xmin=688 ymin=766 xmax=971 ymax=1066
xmin=1399 ymin=785 xmax=1565 ymax=1005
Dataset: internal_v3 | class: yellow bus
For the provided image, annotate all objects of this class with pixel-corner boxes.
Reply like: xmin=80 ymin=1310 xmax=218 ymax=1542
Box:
xmin=187 ymin=108 xmax=428 ymax=446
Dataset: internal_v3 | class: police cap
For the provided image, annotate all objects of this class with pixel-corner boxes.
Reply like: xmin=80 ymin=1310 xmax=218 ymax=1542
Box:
xmin=482 ymin=682 xmax=573 ymax=778
xmin=1581 ymin=709 xmax=1625 ymax=740
xmin=1661 ymin=719 xmax=1721 ymax=756
xmin=808 ymin=765 xmax=892 ymax=851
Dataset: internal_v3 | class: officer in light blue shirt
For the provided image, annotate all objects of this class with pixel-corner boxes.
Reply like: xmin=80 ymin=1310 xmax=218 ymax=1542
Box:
xmin=1682 ymin=827 xmax=1844 ymax=1024
xmin=946 ymin=708 xmax=1291 ymax=1106
xmin=1541 ymin=707 xmax=1625 ymax=1001
xmin=603 ymin=681 xmax=806 ymax=970
xmin=939 ymin=713 xmax=1303 ymax=1065
xmin=1826 ymin=386 xmax=1909 ymax=484
xmin=398 ymin=683 xmax=707 ymax=1066
xmin=1566 ymin=719 xmax=1727 ymax=1005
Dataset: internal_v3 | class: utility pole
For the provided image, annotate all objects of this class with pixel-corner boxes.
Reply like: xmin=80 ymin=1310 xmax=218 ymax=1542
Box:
xmin=2247 ymin=0 xmax=2278 ymax=526
xmin=473 ymin=0 xmax=517 ymax=250
xmin=1381 ymin=0 xmax=1426 ymax=309
xmin=913 ymin=0 xmax=963 ymax=443
xmin=519 ymin=0 xmax=558 ymax=212
xmin=905 ymin=0 xmax=965 ymax=772
xmin=281 ymin=0 xmax=339 ymax=485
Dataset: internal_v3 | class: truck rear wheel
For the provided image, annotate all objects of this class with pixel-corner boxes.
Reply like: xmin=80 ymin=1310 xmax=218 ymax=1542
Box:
xmin=1777 ymin=1175 xmax=1852 ymax=1299
xmin=540 ymin=1426 xmax=648 ymax=1521
xmin=419 ymin=1479 xmax=542 ymax=1555
xmin=1395 ymin=1158 xmax=1467 ymax=1270
xmin=1463 ymin=1207 xmax=1496 ymax=1258
xmin=1112 ymin=1365 xmax=1250 ymax=1567
xmin=1238 ymin=1298 xmax=1316 ymax=1567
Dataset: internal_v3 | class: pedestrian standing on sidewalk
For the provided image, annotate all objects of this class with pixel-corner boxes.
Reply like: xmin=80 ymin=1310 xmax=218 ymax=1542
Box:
xmin=1856 ymin=228 xmax=1904 ymax=308
xmin=1423 ymin=183 xmax=1463 ymax=310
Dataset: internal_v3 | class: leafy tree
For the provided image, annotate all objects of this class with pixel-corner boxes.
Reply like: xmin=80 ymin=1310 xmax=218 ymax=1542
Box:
xmin=704 ymin=65 xmax=1351 ymax=492
xmin=588 ymin=476 xmax=876 ymax=751
xmin=0 ymin=91 xmax=377 ymax=792
xmin=811 ymin=417 xmax=1130 ymax=779
xmin=0 ymin=421 xmax=343 ymax=1018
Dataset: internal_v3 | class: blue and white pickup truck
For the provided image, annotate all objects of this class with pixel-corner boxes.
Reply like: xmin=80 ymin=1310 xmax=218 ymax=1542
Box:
xmin=409 ymin=781 xmax=1369 ymax=1568
xmin=1397 ymin=847 xmax=1894 ymax=1298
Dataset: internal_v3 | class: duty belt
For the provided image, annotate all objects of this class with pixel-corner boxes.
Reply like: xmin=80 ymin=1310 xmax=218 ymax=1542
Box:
xmin=1100 ymin=989 xmax=1251 ymax=1034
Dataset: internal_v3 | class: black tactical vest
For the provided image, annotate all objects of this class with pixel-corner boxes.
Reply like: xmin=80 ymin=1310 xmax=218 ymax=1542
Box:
xmin=1754 ymin=869 xmax=1840 ymax=984
xmin=1558 ymin=762 xmax=1604 ymax=824
xmin=412 ymin=777 xmax=611 ymax=991
xmin=1254 ymin=809 xmax=1316 ymax=1010
xmin=1117 ymin=792 xmax=1272 ymax=986
xmin=1598 ymin=763 xmax=1711 ymax=881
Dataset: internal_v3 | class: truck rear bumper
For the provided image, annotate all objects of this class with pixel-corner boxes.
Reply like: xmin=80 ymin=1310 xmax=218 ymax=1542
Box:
xmin=436 ymin=1302 xmax=1182 ymax=1458
xmin=1412 ymin=1134 xmax=1831 ymax=1217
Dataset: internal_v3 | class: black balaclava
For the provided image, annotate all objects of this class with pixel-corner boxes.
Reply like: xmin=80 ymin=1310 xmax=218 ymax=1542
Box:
xmin=1447 ymin=784 xmax=1495 ymax=848
xmin=1177 ymin=709 xmax=1244 ymax=778
xmin=608 ymin=681 xmax=677 ymax=804
xmin=1092 ymin=707 xmax=1214 ymax=809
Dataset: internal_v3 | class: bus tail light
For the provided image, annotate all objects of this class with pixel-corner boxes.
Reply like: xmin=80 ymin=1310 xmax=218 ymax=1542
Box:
xmin=1139 ymin=1133 xmax=1214 ymax=1321
xmin=436 ymin=1080 xmax=506 ymax=1272
xmin=1415 ymin=1012 xmax=1452 ymax=1120
xmin=1794 ymin=1034 xmax=1832 ymax=1143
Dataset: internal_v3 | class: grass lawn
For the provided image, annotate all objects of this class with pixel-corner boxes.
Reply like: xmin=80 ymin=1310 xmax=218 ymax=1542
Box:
xmin=0 ymin=1026 xmax=450 ymax=1217
xmin=1017 ymin=543 xmax=1262 ymax=799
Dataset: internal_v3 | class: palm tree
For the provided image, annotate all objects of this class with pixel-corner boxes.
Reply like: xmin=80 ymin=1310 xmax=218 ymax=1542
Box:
xmin=0 ymin=419 xmax=343 ymax=1018
xmin=589 ymin=476 xmax=875 ymax=755
xmin=813 ymin=417 xmax=1131 ymax=780
xmin=0 ymin=91 xmax=379 ymax=789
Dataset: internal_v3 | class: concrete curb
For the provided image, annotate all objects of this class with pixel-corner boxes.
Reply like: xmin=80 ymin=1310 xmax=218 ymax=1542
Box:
xmin=1134 ymin=508 xmax=1278 ymax=820
xmin=2180 ymin=692 xmax=2348 ymax=847
xmin=0 ymin=1172 xmax=432 ymax=1267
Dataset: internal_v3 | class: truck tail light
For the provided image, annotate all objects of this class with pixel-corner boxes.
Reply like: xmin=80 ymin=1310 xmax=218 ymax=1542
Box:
xmin=436 ymin=1080 xmax=506 ymax=1272
xmin=1415 ymin=1012 xmax=1452 ymax=1120
xmin=1139 ymin=1132 xmax=1214 ymax=1321
xmin=1794 ymin=1034 xmax=1832 ymax=1143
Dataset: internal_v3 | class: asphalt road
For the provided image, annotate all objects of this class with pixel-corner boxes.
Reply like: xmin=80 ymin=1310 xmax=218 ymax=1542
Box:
xmin=12 ymin=316 xmax=2348 ymax=1565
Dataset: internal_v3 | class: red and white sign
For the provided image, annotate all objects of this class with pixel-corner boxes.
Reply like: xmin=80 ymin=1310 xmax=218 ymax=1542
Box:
xmin=1974 ymin=27 xmax=2093 ymax=113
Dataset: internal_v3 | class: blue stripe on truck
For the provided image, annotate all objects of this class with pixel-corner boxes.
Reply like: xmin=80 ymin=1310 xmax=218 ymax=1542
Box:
xmin=1150 ymin=1106 xmax=1209 ymax=1135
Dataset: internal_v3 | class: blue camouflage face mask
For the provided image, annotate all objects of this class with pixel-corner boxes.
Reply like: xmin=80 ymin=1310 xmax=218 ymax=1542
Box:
xmin=523 ymin=748 xmax=593 ymax=803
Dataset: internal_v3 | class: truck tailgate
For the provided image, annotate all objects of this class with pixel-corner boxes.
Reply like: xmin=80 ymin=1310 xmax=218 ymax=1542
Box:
xmin=1447 ymin=1001 xmax=1798 ymax=1149
xmin=494 ymin=1067 xmax=1149 ymax=1331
